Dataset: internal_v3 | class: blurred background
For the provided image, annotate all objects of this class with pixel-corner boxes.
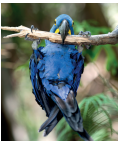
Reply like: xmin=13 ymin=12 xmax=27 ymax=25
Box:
xmin=1 ymin=3 xmax=118 ymax=141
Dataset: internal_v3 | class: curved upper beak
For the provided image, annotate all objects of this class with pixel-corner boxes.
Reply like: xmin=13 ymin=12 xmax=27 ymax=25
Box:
xmin=59 ymin=19 xmax=69 ymax=44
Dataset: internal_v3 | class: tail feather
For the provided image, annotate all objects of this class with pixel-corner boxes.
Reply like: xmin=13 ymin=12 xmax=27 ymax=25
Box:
xmin=78 ymin=129 xmax=93 ymax=141
xmin=43 ymin=118 xmax=58 ymax=136
xmin=42 ymin=111 xmax=63 ymax=136
xmin=51 ymin=90 xmax=93 ymax=141
xmin=39 ymin=105 xmax=59 ymax=132
xmin=38 ymin=89 xmax=93 ymax=140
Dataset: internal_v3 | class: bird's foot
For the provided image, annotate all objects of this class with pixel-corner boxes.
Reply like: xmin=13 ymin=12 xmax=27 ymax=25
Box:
xmin=25 ymin=25 xmax=40 ymax=50
xmin=31 ymin=25 xmax=39 ymax=33
xmin=78 ymin=31 xmax=91 ymax=38
xmin=78 ymin=31 xmax=91 ymax=50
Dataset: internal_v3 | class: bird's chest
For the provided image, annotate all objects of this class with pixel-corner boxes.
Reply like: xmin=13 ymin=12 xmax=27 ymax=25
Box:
xmin=43 ymin=50 xmax=74 ymax=80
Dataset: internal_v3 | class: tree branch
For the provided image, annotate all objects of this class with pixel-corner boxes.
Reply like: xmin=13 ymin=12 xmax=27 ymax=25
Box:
xmin=1 ymin=25 xmax=118 ymax=45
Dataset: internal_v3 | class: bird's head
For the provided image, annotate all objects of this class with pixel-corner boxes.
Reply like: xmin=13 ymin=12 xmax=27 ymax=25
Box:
xmin=50 ymin=14 xmax=74 ymax=44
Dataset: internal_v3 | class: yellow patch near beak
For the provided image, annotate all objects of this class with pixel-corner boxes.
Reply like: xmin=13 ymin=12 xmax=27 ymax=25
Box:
xmin=55 ymin=28 xmax=71 ymax=35
xmin=68 ymin=29 xmax=71 ymax=35
xmin=55 ymin=28 xmax=60 ymax=34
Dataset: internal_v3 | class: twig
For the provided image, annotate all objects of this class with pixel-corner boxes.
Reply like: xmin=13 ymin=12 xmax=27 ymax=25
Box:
xmin=1 ymin=25 xmax=118 ymax=45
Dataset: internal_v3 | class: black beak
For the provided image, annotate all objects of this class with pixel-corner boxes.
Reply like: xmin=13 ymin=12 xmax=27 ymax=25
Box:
xmin=59 ymin=19 xmax=69 ymax=44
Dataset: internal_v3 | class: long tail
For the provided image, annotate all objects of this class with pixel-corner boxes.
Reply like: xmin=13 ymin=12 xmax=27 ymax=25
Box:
xmin=39 ymin=90 xmax=94 ymax=140
xmin=50 ymin=90 xmax=94 ymax=141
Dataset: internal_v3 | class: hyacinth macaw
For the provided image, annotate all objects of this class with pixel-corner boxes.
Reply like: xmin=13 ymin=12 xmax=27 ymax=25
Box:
xmin=28 ymin=14 xmax=93 ymax=141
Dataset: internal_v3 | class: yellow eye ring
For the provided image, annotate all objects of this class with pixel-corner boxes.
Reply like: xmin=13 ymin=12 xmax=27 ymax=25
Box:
xmin=54 ymin=19 xmax=56 ymax=25
xmin=72 ymin=21 xmax=74 ymax=27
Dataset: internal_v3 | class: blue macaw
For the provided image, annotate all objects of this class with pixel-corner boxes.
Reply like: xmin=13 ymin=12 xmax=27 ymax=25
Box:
xmin=28 ymin=14 xmax=93 ymax=141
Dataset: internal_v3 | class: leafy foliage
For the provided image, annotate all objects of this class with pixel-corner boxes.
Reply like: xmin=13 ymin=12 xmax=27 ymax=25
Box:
xmin=56 ymin=93 xmax=118 ymax=141
xmin=74 ymin=20 xmax=118 ymax=76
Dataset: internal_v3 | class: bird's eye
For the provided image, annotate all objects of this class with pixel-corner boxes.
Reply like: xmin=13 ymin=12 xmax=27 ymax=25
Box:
xmin=54 ymin=19 xmax=56 ymax=25
xmin=72 ymin=21 xmax=74 ymax=27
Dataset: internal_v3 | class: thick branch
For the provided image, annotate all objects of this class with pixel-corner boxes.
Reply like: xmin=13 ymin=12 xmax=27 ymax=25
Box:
xmin=1 ymin=25 xmax=118 ymax=45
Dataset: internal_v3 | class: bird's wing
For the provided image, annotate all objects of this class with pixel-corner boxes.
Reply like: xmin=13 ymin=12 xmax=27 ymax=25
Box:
xmin=71 ymin=51 xmax=84 ymax=94
xmin=30 ymin=47 xmax=63 ymax=136
xmin=29 ymin=47 xmax=55 ymax=117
